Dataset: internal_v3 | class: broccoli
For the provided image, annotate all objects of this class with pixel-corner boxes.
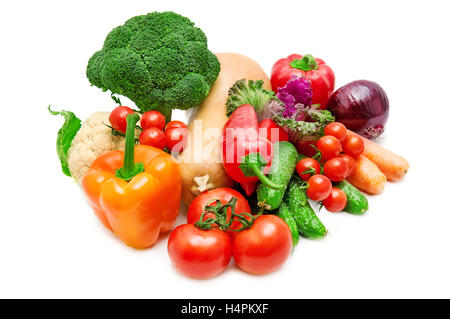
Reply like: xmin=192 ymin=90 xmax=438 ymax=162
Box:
xmin=86 ymin=11 xmax=220 ymax=119
xmin=226 ymin=79 xmax=275 ymax=121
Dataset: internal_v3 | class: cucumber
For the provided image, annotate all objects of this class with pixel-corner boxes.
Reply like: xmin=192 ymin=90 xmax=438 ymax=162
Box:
xmin=285 ymin=179 xmax=327 ymax=239
xmin=257 ymin=141 xmax=298 ymax=210
xmin=335 ymin=180 xmax=369 ymax=215
xmin=277 ymin=202 xmax=300 ymax=247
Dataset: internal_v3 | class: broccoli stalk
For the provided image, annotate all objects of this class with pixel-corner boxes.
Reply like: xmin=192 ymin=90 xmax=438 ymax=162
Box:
xmin=86 ymin=11 xmax=220 ymax=120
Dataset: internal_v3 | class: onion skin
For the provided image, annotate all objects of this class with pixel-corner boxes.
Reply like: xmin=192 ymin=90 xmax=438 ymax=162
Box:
xmin=327 ymin=80 xmax=389 ymax=140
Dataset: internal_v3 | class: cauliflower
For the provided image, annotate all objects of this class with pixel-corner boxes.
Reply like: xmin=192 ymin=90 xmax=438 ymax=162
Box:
xmin=68 ymin=112 xmax=126 ymax=182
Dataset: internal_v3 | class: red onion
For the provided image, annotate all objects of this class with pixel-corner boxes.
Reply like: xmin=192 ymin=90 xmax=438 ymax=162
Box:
xmin=327 ymin=80 xmax=389 ymax=139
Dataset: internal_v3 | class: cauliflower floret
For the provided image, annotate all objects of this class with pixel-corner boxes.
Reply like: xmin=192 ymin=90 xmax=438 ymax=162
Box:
xmin=68 ymin=112 xmax=126 ymax=182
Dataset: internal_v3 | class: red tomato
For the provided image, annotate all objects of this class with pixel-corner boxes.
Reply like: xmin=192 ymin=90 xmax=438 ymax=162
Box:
xmin=232 ymin=215 xmax=292 ymax=275
xmin=323 ymin=157 xmax=348 ymax=182
xmin=139 ymin=127 xmax=166 ymax=149
xmin=165 ymin=127 xmax=189 ymax=153
xmin=324 ymin=122 xmax=347 ymax=143
xmin=342 ymin=134 xmax=365 ymax=158
xmin=168 ymin=224 xmax=231 ymax=279
xmin=259 ymin=119 xmax=289 ymax=144
xmin=187 ymin=188 xmax=251 ymax=236
xmin=140 ymin=110 xmax=165 ymax=131
xmin=316 ymin=135 xmax=342 ymax=160
xmin=339 ymin=154 xmax=356 ymax=177
xmin=296 ymin=157 xmax=321 ymax=181
xmin=323 ymin=187 xmax=347 ymax=213
xmin=165 ymin=120 xmax=188 ymax=131
xmin=306 ymin=174 xmax=332 ymax=201
xmin=295 ymin=136 xmax=320 ymax=157
xmin=109 ymin=106 xmax=134 ymax=133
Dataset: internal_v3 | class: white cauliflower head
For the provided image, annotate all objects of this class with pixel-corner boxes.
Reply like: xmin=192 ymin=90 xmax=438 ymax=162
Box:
xmin=68 ymin=112 xmax=127 ymax=183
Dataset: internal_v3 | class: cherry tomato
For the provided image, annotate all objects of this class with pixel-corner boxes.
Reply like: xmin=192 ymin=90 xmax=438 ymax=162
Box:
xmin=165 ymin=127 xmax=189 ymax=153
xmin=165 ymin=120 xmax=188 ymax=131
xmin=316 ymin=135 xmax=342 ymax=160
xmin=339 ymin=154 xmax=356 ymax=177
xmin=168 ymin=224 xmax=231 ymax=279
xmin=323 ymin=157 xmax=348 ymax=182
xmin=232 ymin=215 xmax=292 ymax=275
xmin=296 ymin=157 xmax=321 ymax=181
xmin=343 ymin=134 xmax=364 ymax=158
xmin=306 ymin=174 xmax=332 ymax=201
xmin=187 ymin=188 xmax=251 ymax=236
xmin=140 ymin=110 xmax=165 ymax=131
xmin=139 ymin=127 xmax=166 ymax=149
xmin=324 ymin=122 xmax=347 ymax=143
xmin=294 ymin=136 xmax=320 ymax=157
xmin=109 ymin=106 xmax=134 ymax=133
xmin=323 ymin=187 xmax=347 ymax=212
xmin=259 ymin=119 xmax=289 ymax=144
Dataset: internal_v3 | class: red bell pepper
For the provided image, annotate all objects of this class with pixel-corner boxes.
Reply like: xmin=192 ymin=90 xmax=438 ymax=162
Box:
xmin=222 ymin=105 xmax=282 ymax=190
xmin=259 ymin=118 xmax=289 ymax=144
xmin=239 ymin=181 xmax=257 ymax=197
xmin=271 ymin=54 xmax=335 ymax=109
xmin=237 ymin=118 xmax=288 ymax=196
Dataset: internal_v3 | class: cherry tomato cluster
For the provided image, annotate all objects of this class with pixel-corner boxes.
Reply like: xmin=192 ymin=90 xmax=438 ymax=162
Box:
xmin=168 ymin=188 xmax=292 ymax=279
xmin=109 ymin=106 xmax=188 ymax=153
xmin=295 ymin=122 xmax=364 ymax=213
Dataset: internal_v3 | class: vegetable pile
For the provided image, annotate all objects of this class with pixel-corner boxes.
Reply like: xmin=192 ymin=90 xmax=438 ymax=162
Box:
xmin=49 ymin=11 xmax=410 ymax=279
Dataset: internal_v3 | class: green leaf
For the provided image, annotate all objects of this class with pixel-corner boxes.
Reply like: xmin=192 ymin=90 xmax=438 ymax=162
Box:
xmin=272 ymin=115 xmax=322 ymax=136
xmin=271 ymin=107 xmax=334 ymax=142
xmin=226 ymin=79 xmax=275 ymax=119
xmin=48 ymin=106 xmax=82 ymax=177
xmin=307 ymin=107 xmax=335 ymax=125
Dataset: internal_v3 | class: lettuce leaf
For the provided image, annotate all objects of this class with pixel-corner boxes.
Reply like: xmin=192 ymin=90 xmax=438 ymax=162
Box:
xmin=48 ymin=106 xmax=82 ymax=177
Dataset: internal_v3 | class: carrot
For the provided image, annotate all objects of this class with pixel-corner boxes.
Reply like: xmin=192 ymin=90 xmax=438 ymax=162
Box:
xmin=348 ymin=131 xmax=409 ymax=182
xmin=347 ymin=155 xmax=386 ymax=195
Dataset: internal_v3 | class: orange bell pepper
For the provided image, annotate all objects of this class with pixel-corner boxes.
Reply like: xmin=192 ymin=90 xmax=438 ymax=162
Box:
xmin=82 ymin=113 xmax=181 ymax=249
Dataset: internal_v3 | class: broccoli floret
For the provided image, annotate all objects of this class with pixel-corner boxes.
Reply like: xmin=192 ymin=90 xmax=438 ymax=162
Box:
xmin=86 ymin=11 xmax=220 ymax=119
xmin=226 ymin=79 xmax=275 ymax=120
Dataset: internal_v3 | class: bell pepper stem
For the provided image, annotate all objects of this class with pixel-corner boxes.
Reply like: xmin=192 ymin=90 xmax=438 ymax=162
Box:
xmin=248 ymin=163 xmax=283 ymax=190
xmin=290 ymin=54 xmax=319 ymax=72
xmin=115 ymin=113 xmax=145 ymax=181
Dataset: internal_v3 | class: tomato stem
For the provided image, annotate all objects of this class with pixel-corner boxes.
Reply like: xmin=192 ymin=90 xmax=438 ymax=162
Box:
xmin=301 ymin=167 xmax=317 ymax=175
xmin=194 ymin=197 xmax=263 ymax=232
xmin=105 ymin=123 xmax=140 ymax=143
xmin=311 ymin=144 xmax=322 ymax=161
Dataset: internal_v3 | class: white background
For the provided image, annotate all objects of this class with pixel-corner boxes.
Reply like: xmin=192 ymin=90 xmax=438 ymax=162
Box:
xmin=1 ymin=0 xmax=449 ymax=298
